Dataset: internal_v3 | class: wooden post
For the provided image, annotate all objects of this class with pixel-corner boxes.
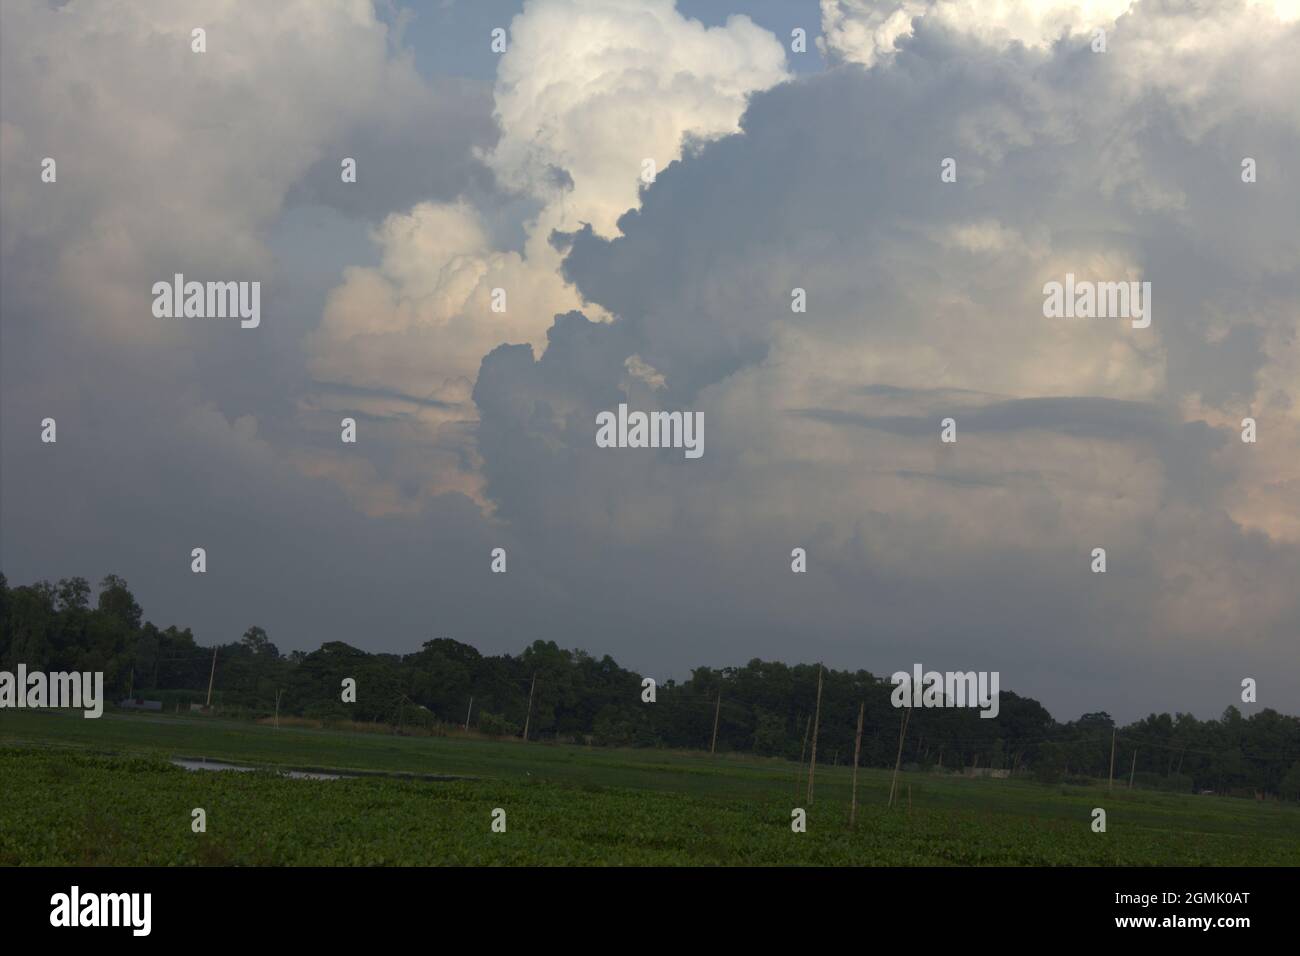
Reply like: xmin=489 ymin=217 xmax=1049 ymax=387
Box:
xmin=1108 ymin=727 xmax=1117 ymax=791
xmin=205 ymin=646 xmax=218 ymax=709
xmin=795 ymin=713 xmax=811 ymax=801
xmin=850 ymin=701 xmax=864 ymax=828
xmin=806 ymin=664 xmax=824 ymax=805
xmin=888 ymin=706 xmax=910 ymax=807
xmin=1129 ymin=748 xmax=1137 ymax=789
xmin=522 ymin=673 xmax=537 ymax=741
xmin=464 ymin=695 xmax=473 ymax=731
xmin=710 ymin=692 xmax=721 ymax=755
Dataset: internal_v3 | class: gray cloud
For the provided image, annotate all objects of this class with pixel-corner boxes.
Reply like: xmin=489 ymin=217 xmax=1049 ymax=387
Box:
xmin=3 ymin=0 xmax=1298 ymax=725
xmin=473 ymin=4 xmax=1300 ymax=718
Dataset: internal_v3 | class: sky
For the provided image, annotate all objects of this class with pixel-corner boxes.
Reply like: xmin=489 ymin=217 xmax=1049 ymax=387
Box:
xmin=2 ymin=0 xmax=1298 ymax=723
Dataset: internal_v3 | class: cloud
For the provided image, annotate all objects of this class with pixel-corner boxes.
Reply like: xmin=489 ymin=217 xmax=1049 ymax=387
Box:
xmin=300 ymin=0 xmax=791 ymax=509
xmin=3 ymin=0 xmax=1297 ymax=721
xmin=487 ymin=0 xmax=790 ymax=238
xmin=473 ymin=0 xmax=1300 ymax=717
xmin=301 ymin=199 xmax=592 ymax=512
xmin=0 ymin=1 xmax=515 ymax=637
xmin=818 ymin=1 xmax=1299 ymax=68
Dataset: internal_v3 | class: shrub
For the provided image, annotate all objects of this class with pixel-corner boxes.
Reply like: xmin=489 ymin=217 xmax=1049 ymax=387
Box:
xmin=477 ymin=711 xmax=518 ymax=738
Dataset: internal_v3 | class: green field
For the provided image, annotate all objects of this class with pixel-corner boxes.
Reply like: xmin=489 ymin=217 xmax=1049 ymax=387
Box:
xmin=2 ymin=709 xmax=1297 ymax=865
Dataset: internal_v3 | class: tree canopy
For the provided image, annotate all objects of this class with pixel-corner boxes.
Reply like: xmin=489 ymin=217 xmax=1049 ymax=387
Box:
xmin=2 ymin=572 xmax=1296 ymax=797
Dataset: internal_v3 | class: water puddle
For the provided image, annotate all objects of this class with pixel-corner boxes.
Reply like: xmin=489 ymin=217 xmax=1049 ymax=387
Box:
xmin=171 ymin=757 xmax=347 ymax=780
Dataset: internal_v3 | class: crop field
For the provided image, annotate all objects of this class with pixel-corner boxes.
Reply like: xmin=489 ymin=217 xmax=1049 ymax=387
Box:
xmin=2 ymin=710 xmax=1298 ymax=866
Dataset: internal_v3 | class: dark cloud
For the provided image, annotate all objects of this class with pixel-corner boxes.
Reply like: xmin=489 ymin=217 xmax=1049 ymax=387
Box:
xmin=284 ymin=76 xmax=499 ymax=223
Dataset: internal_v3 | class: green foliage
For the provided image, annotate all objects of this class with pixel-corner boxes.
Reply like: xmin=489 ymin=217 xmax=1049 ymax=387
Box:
xmin=477 ymin=711 xmax=517 ymax=738
xmin=1281 ymin=762 xmax=1300 ymax=801
xmin=1033 ymin=742 xmax=1065 ymax=785
xmin=2 ymin=572 xmax=1299 ymax=794
xmin=2 ymin=745 xmax=1298 ymax=866
xmin=751 ymin=710 xmax=787 ymax=756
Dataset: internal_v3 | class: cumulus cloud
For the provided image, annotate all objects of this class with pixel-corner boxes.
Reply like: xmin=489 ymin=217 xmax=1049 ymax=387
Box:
xmin=0 ymin=0 xmax=473 ymax=345
xmin=4 ymin=0 xmax=1297 ymax=720
xmin=300 ymin=199 xmax=594 ymax=512
xmin=487 ymin=0 xmax=790 ymax=238
xmin=475 ymin=0 xmax=1300 ymax=716
xmin=0 ymin=1 xmax=509 ymax=630
xmin=818 ymin=0 xmax=1299 ymax=67
xmin=301 ymin=0 xmax=791 ymax=509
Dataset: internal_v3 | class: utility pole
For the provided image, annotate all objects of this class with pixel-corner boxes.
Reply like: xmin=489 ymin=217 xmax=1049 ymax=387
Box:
xmin=850 ymin=701 xmax=864 ymax=828
xmin=806 ymin=664 xmax=824 ymax=805
xmin=710 ymin=693 xmax=721 ymax=754
xmin=274 ymin=689 xmax=282 ymax=729
xmin=1129 ymin=748 xmax=1137 ymax=789
xmin=1108 ymin=727 xmax=1117 ymax=791
xmin=205 ymin=646 xmax=218 ymax=710
xmin=464 ymin=695 xmax=473 ymax=731
xmin=522 ymin=673 xmax=536 ymax=742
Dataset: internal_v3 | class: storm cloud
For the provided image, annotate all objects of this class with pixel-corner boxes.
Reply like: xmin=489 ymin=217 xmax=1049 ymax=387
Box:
xmin=3 ymin=0 xmax=1298 ymax=722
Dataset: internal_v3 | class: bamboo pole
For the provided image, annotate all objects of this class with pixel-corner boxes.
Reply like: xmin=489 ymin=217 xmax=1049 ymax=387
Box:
xmin=522 ymin=673 xmax=537 ymax=741
xmin=850 ymin=701 xmax=864 ymax=828
xmin=888 ymin=706 xmax=910 ymax=807
xmin=806 ymin=664 xmax=824 ymax=805
xmin=1108 ymin=727 xmax=1117 ymax=790
xmin=205 ymin=646 xmax=218 ymax=709
xmin=795 ymin=713 xmax=811 ymax=801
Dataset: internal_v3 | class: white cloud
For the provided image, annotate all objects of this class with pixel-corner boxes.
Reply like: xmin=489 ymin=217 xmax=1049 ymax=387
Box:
xmin=819 ymin=0 xmax=1299 ymax=69
xmin=0 ymin=0 xmax=436 ymax=345
xmin=301 ymin=0 xmax=792 ymax=509
xmin=487 ymin=0 xmax=790 ymax=238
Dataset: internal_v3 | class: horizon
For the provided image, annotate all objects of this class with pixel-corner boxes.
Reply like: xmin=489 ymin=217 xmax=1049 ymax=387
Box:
xmin=1 ymin=569 xmax=1288 ymax=728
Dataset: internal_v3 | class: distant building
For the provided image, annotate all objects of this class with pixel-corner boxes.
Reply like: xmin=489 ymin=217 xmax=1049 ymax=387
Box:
xmin=118 ymin=698 xmax=162 ymax=711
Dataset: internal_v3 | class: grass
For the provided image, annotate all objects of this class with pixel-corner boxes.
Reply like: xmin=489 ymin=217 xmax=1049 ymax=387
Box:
xmin=2 ymin=709 xmax=1297 ymax=865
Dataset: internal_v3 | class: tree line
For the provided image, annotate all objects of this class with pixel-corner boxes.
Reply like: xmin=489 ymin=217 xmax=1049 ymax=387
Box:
xmin=3 ymin=572 xmax=1298 ymax=799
